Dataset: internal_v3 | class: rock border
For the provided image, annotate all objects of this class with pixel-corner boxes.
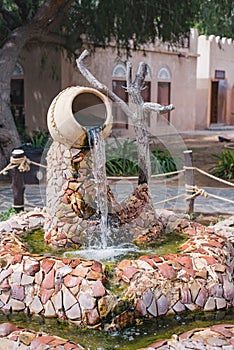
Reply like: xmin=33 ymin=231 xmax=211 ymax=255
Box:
xmin=0 ymin=208 xmax=233 ymax=347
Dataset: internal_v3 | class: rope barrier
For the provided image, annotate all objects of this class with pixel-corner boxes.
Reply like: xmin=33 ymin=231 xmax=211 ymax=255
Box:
xmin=186 ymin=184 xmax=209 ymax=199
xmin=154 ymin=183 xmax=234 ymax=207
xmin=154 ymin=193 xmax=185 ymax=205
xmin=151 ymin=169 xmax=185 ymax=178
xmin=184 ymin=166 xmax=234 ymax=187
xmin=0 ymin=151 xmax=233 ymax=210
xmin=0 ymin=156 xmax=47 ymax=176
xmin=107 ymin=169 xmax=185 ymax=181
xmin=186 ymin=184 xmax=234 ymax=204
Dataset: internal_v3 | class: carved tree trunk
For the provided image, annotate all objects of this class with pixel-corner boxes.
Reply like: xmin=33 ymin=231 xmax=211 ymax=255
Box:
xmin=126 ymin=62 xmax=151 ymax=185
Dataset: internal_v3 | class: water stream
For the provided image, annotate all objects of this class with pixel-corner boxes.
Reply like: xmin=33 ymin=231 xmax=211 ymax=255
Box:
xmin=88 ymin=127 xmax=113 ymax=249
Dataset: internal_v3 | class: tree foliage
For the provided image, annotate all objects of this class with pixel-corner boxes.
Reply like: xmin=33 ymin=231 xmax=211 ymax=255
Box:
xmin=195 ymin=0 xmax=234 ymax=38
xmin=0 ymin=0 xmax=199 ymax=54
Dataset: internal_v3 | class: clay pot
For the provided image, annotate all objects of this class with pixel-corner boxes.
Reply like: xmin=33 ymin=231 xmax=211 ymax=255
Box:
xmin=47 ymin=86 xmax=112 ymax=148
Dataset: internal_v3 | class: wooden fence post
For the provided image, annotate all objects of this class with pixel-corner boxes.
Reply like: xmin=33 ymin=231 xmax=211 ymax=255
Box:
xmin=184 ymin=150 xmax=195 ymax=214
xmin=11 ymin=149 xmax=25 ymax=212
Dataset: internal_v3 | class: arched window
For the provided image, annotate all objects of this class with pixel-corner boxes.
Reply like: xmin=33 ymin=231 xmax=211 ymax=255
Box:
xmin=141 ymin=64 xmax=152 ymax=104
xmin=112 ymin=62 xmax=127 ymax=78
xmin=112 ymin=62 xmax=128 ymax=129
xmin=11 ymin=62 xmax=25 ymax=130
xmin=157 ymin=66 xmax=171 ymax=80
xmin=12 ymin=62 xmax=24 ymax=77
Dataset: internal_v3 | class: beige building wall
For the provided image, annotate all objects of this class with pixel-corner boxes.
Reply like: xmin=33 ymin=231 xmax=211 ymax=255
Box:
xmin=197 ymin=35 xmax=234 ymax=128
xmin=15 ymin=30 xmax=234 ymax=136
xmin=61 ymin=31 xmax=198 ymax=133
xmin=19 ymin=44 xmax=61 ymax=134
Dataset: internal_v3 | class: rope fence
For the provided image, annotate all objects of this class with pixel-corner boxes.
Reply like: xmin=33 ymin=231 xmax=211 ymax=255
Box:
xmin=0 ymin=149 xmax=233 ymax=214
xmin=0 ymin=155 xmax=46 ymax=176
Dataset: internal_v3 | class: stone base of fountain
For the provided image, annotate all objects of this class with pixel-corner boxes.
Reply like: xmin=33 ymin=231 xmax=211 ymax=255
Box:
xmin=44 ymin=141 xmax=168 ymax=248
xmin=1 ymin=321 xmax=234 ymax=349
xmin=0 ymin=208 xmax=233 ymax=330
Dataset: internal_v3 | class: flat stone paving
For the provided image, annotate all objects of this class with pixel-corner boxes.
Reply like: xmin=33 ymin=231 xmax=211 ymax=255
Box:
xmin=0 ymin=181 xmax=233 ymax=215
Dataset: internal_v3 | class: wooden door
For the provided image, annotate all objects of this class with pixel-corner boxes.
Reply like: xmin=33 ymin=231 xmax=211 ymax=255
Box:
xmin=157 ymin=82 xmax=171 ymax=122
xmin=210 ymin=80 xmax=227 ymax=124
xmin=112 ymin=80 xmax=128 ymax=128
xmin=141 ymin=81 xmax=151 ymax=126
xmin=10 ymin=78 xmax=25 ymax=130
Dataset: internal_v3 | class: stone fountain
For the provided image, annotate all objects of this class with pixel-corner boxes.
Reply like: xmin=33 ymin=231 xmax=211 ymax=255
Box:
xmin=0 ymin=50 xmax=233 ymax=349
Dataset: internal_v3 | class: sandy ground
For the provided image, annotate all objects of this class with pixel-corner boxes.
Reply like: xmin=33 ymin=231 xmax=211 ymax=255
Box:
xmin=181 ymin=132 xmax=234 ymax=188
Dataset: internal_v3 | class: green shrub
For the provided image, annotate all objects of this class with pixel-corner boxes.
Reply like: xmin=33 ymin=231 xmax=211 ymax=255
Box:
xmin=106 ymin=138 xmax=138 ymax=176
xmin=105 ymin=138 xmax=177 ymax=176
xmin=0 ymin=207 xmax=17 ymax=222
xmin=150 ymin=149 xmax=177 ymax=175
xmin=210 ymin=149 xmax=234 ymax=180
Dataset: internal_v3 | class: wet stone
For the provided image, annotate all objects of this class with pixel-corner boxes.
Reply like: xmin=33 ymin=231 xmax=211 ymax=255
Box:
xmin=21 ymin=274 xmax=34 ymax=285
xmin=44 ymin=300 xmax=56 ymax=317
xmin=142 ymin=288 xmax=153 ymax=308
xmin=135 ymin=300 xmax=147 ymax=317
xmin=195 ymin=287 xmax=208 ymax=307
xmin=122 ymin=266 xmax=139 ymax=282
xmin=173 ymin=300 xmax=186 ymax=313
xmin=207 ymin=336 xmax=229 ymax=346
xmin=62 ymin=286 xmax=77 ymax=311
xmin=23 ymin=258 xmax=40 ymax=276
xmin=11 ymin=285 xmax=25 ymax=301
xmin=91 ymin=280 xmax=106 ymax=297
xmin=216 ymin=297 xmax=227 ymax=309
xmin=41 ymin=268 xmax=55 ymax=289
xmin=158 ymin=263 xmax=177 ymax=280
xmin=78 ymin=293 xmax=96 ymax=310
xmin=157 ymin=294 xmax=168 ymax=316
xmin=65 ymin=302 xmax=81 ymax=320
xmin=98 ymin=295 xmax=116 ymax=318
xmin=147 ymin=298 xmax=157 ymax=317
xmin=0 ymin=323 xmax=19 ymax=337
xmin=85 ymin=307 xmax=100 ymax=325
xmin=29 ymin=296 xmax=43 ymax=314
xmin=204 ymin=296 xmax=216 ymax=311
xmin=64 ymin=275 xmax=82 ymax=288
xmin=40 ymin=289 xmax=54 ymax=304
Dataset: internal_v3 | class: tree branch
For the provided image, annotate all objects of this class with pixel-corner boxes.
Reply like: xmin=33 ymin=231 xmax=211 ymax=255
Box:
xmin=126 ymin=61 xmax=132 ymax=90
xmin=76 ymin=49 xmax=133 ymax=120
xmin=143 ymin=103 xmax=175 ymax=114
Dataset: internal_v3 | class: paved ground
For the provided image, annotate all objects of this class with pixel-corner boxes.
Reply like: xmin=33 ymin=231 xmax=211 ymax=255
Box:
xmin=0 ymin=129 xmax=233 ymax=215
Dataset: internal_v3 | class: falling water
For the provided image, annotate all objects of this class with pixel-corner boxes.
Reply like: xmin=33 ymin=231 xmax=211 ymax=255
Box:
xmin=67 ymin=126 xmax=148 ymax=260
xmin=88 ymin=127 xmax=112 ymax=248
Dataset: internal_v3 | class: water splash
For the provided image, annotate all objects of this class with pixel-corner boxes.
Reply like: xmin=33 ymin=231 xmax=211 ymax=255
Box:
xmin=63 ymin=242 xmax=145 ymax=262
xmin=88 ymin=127 xmax=112 ymax=248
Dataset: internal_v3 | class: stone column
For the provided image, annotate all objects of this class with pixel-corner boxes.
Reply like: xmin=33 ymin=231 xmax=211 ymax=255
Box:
xmin=44 ymin=141 xmax=82 ymax=247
